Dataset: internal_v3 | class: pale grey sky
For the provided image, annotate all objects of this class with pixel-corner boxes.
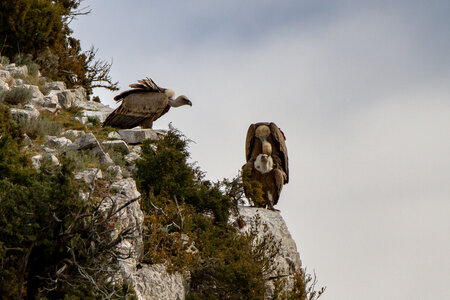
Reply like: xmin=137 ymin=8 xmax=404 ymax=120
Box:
xmin=72 ymin=1 xmax=450 ymax=299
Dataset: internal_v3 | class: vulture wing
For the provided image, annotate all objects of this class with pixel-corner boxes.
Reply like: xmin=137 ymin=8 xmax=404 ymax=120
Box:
xmin=245 ymin=124 xmax=257 ymax=162
xmin=114 ymin=77 xmax=166 ymax=102
xmin=269 ymin=123 xmax=289 ymax=183
xmin=103 ymin=92 xmax=170 ymax=129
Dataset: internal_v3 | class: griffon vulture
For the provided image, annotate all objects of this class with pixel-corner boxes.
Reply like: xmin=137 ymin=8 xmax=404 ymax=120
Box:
xmin=103 ymin=77 xmax=192 ymax=129
xmin=242 ymin=122 xmax=289 ymax=209
xmin=245 ymin=122 xmax=289 ymax=183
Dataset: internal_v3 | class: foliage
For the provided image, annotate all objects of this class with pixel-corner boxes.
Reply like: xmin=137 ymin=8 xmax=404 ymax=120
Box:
xmin=0 ymin=104 xmax=135 ymax=298
xmin=0 ymin=0 xmax=118 ymax=96
xmin=136 ymin=129 xmax=231 ymax=224
xmin=242 ymin=166 xmax=265 ymax=207
xmin=135 ymin=129 xmax=280 ymax=299
xmin=272 ymin=268 xmax=326 ymax=300
xmin=0 ymin=86 xmax=33 ymax=106
xmin=19 ymin=115 xmax=63 ymax=141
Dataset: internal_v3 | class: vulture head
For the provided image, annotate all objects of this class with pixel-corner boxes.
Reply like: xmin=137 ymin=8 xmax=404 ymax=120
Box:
xmin=170 ymin=95 xmax=192 ymax=107
xmin=254 ymin=154 xmax=273 ymax=174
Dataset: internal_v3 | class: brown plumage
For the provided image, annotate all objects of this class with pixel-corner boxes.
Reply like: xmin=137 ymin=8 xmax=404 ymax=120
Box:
xmin=242 ymin=122 xmax=289 ymax=209
xmin=245 ymin=122 xmax=289 ymax=183
xmin=103 ymin=77 xmax=192 ymax=129
xmin=242 ymin=160 xmax=286 ymax=208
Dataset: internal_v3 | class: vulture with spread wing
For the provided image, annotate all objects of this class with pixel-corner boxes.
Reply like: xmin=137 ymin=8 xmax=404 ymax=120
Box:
xmin=242 ymin=122 xmax=289 ymax=209
xmin=103 ymin=77 xmax=192 ymax=129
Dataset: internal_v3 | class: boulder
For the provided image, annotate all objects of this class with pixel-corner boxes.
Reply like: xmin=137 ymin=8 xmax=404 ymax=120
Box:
xmin=10 ymin=105 xmax=40 ymax=120
xmin=44 ymin=81 xmax=66 ymax=91
xmin=45 ymin=136 xmax=72 ymax=149
xmin=107 ymin=131 xmax=122 ymax=140
xmin=81 ymin=109 xmax=113 ymax=123
xmin=0 ymin=79 xmax=9 ymax=91
xmin=118 ymin=129 xmax=162 ymax=144
xmin=62 ymin=129 xmax=85 ymax=141
xmin=31 ymin=153 xmax=59 ymax=169
xmin=70 ymin=87 xmax=87 ymax=102
xmin=107 ymin=165 xmax=123 ymax=180
xmin=69 ymin=132 xmax=101 ymax=151
xmin=74 ymin=168 xmax=103 ymax=184
xmin=125 ymin=152 xmax=140 ymax=164
xmin=43 ymin=92 xmax=60 ymax=109
xmin=56 ymin=90 xmax=75 ymax=109
xmin=0 ymin=70 xmax=13 ymax=86
xmin=102 ymin=140 xmax=130 ymax=154
xmin=119 ymin=262 xmax=188 ymax=300
xmin=22 ymin=84 xmax=44 ymax=98
xmin=6 ymin=64 xmax=28 ymax=77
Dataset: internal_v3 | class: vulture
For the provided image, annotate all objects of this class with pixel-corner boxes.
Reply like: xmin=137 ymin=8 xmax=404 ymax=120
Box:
xmin=242 ymin=122 xmax=289 ymax=209
xmin=103 ymin=77 xmax=192 ymax=129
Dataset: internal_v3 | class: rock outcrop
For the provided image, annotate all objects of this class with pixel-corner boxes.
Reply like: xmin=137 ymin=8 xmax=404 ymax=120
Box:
xmin=231 ymin=207 xmax=302 ymax=298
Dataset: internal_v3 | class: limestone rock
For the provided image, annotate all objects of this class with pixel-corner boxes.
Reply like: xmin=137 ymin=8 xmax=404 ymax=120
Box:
xmin=107 ymin=131 xmax=122 ymax=140
xmin=6 ymin=64 xmax=28 ymax=77
xmin=81 ymin=109 xmax=113 ymax=123
xmin=118 ymin=129 xmax=163 ymax=144
xmin=125 ymin=152 xmax=141 ymax=164
xmin=0 ymin=79 xmax=9 ymax=91
xmin=69 ymin=132 xmax=100 ymax=151
xmin=70 ymin=87 xmax=87 ymax=102
xmin=10 ymin=105 xmax=40 ymax=120
xmin=45 ymin=136 xmax=72 ymax=149
xmin=72 ymin=99 xmax=108 ymax=111
xmin=23 ymin=84 xmax=44 ymax=98
xmin=74 ymin=168 xmax=103 ymax=184
xmin=99 ymin=151 xmax=115 ymax=166
xmin=231 ymin=206 xmax=302 ymax=297
xmin=102 ymin=140 xmax=130 ymax=154
xmin=31 ymin=154 xmax=42 ymax=170
xmin=62 ymin=129 xmax=85 ymax=141
xmin=43 ymin=92 xmax=60 ymax=109
xmin=44 ymin=81 xmax=66 ymax=91
xmin=119 ymin=262 xmax=187 ymax=300
xmin=0 ymin=70 xmax=13 ymax=86
xmin=73 ymin=116 xmax=88 ymax=124
xmin=56 ymin=90 xmax=75 ymax=109
xmin=107 ymin=165 xmax=123 ymax=180
xmin=31 ymin=153 xmax=59 ymax=169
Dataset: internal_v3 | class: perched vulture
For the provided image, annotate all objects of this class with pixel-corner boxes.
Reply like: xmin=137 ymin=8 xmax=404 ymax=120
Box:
xmin=242 ymin=122 xmax=289 ymax=209
xmin=103 ymin=77 xmax=192 ymax=129
xmin=245 ymin=122 xmax=289 ymax=183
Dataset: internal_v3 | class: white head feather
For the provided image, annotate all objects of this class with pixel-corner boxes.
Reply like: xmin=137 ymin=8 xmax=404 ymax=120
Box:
xmin=254 ymin=154 xmax=273 ymax=174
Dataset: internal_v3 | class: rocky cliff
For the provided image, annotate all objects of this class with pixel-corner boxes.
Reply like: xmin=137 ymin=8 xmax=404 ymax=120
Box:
xmin=0 ymin=62 xmax=303 ymax=299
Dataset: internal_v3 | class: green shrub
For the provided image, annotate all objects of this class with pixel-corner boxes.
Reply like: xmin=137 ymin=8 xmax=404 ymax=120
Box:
xmin=19 ymin=115 xmax=63 ymax=140
xmin=0 ymin=104 xmax=136 ymax=298
xmin=0 ymin=86 xmax=33 ymax=105
xmin=136 ymin=129 xmax=232 ymax=224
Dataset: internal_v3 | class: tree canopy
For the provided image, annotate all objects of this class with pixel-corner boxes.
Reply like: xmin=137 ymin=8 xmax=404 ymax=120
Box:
xmin=0 ymin=0 xmax=118 ymax=96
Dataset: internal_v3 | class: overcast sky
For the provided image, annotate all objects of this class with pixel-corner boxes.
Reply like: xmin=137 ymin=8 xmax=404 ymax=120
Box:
xmin=72 ymin=1 xmax=450 ymax=299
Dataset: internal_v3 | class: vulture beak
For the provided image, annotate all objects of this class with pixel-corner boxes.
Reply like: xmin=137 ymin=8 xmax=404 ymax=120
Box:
xmin=187 ymin=100 xmax=193 ymax=106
